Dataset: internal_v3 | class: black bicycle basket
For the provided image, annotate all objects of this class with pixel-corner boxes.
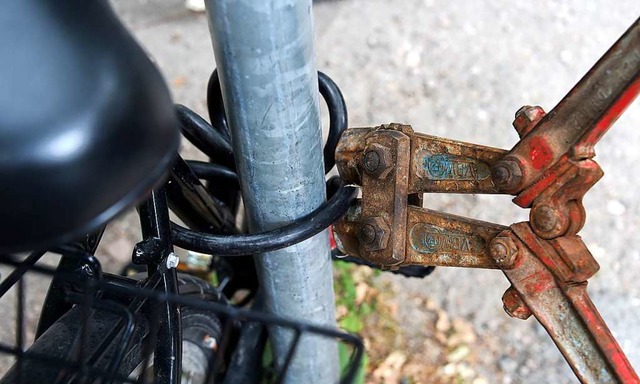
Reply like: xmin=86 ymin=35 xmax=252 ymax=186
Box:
xmin=0 ymin=246 xmax=364 ymax=384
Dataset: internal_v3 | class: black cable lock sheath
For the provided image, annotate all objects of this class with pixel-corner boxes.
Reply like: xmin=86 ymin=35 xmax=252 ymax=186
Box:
xmin=171 ymin=178 xmax=357 ymax=256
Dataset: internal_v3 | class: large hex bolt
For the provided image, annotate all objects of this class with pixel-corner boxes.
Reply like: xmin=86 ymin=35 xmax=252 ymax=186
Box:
xmin=489 ymin=235 xmax=519 ymax=269
xmin=513 ymin=105 xmax=546 ymax=138
xmin=361 ymin=143 xmax=393 ymax=179
xmin=492 ymin=157 xmax=524 ymax=193
xmin=357 ymin=217 xmax=391 ymax=251
xmin=502 ymin=286 xmax=532 ymax=320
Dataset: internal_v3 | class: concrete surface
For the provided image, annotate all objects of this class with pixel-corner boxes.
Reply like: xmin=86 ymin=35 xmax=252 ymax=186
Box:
xmin=1 ymin=1 xmax=639 ymax=383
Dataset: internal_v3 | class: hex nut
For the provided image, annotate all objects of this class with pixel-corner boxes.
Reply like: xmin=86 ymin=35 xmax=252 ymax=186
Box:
xmin=362 ymin=151 xmax=380 ymax=173
xmin=489 ymin=235 xmax=519 ymax=269
xmin=502 ymin=287 xmax=532 ymax=320
xmin=513 ymin=105 xmax=546 ymax=137
xmin=491 ymin=158 xmax=524 ymax=193
xmin=358 ymin=217 xmax=390 ymax=251
xmin=358 ymin=223 xmax=377 ymax=245
xmin=361 ymin=143 xmax=393 ymax=179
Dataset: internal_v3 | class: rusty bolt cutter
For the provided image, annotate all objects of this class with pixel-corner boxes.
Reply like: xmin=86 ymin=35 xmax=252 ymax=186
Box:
xmin=332 ymin=16 xmax=640 ymax=384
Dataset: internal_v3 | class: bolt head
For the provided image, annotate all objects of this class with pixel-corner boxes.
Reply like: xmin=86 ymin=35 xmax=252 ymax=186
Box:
xmin=502 ymin=287 xmax=532 ymax=320
xmin=358 ymin=217 xmax=390 ymax=251
xmin=489 ymin=236 xmax=519 ymax=269
xmin=530 ymin=203 xmax=569 ymax=239
xmin=362 ymin=150 xmax=381 ymax=173
xmin=491 ymin=158 xmax=524 ymax=193
xmin=492 ymin=165 xmax=510 ymax=185
xmin=358 ymin=223 xmax=377 ymax=244
xmin=490 ymin=241 xmax=508 ymax=259
xmin=361 ymin=143 xmax=393 ymax=179
xmin=532 ymin=204 xmax=558 ymax=232
xmin=513 ymin=105 xmax=545 ymax=137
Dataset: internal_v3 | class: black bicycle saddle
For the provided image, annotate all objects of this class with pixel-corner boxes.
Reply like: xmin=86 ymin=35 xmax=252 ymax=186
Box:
xmin=0 ymin=1 xmax=180 ymax=252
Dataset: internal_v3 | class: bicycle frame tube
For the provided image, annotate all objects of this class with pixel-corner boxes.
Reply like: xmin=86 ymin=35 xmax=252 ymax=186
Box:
xmin=138 ymin=189 xmax=182 ymax=384
xmin=205 ymin=1 xmax=339 ymax=382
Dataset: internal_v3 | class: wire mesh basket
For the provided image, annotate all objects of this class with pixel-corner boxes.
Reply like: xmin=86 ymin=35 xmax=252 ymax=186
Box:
xmin=0 ymin=247 xmax=364 ymax=384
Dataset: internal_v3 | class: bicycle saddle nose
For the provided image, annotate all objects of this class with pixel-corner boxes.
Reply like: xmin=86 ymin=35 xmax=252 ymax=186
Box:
xmin=0 ymin=1 xmax=180 ymax=252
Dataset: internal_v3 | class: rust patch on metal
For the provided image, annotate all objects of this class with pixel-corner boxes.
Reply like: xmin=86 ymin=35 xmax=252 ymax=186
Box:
xmin=335 ymin=127 xmax=372 ymax=185
xmin=357 ymin=124 xmax=413 ymax=266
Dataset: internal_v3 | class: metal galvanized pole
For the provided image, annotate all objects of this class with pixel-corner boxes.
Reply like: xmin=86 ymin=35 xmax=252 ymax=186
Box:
xmin=205 ymin=1 xmax=338 ymax=382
